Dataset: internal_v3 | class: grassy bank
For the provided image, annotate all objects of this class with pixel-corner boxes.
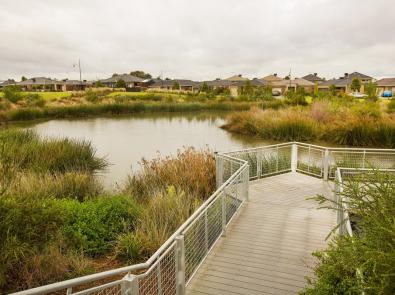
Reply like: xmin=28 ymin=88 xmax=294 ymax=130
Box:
xmin=0 ymin=87 xmax=286 ymax=122
xmin=0 ymin=130 xmax=215 ymax=292
xmin=2 ymin=101 xmax=262 ymax=122
xmin=223 ymin=100 xmax=395 ymax=147
xmin=301 ymin=170 xmax=395 ymax=294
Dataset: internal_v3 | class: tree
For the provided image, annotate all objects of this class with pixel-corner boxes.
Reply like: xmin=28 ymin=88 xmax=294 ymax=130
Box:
xmin=172 ymin=81 xmax=180 ymax=90
xmin=243 ymin=80 xmax=254 ymax=97
xmin=21 ymin=76 xmax=27 ymax=81
xmin=115 ymin=79 xmax=126 ymax=88
xmin=350 ymin=77 xmax=361 ymax=92
xmin=329 ymin=84 xmax=337 ymax=96
xmin=364 ymin=81 xmax=378 ymax=101
xmin=112 ymin=73 xmax=119 ymax=77
xmin=200 ymin=82 xmax=209 ymax=93
xmin=95 ymin=81 xmax=105 ymax=87
xmin=129 ymin=71 xmax=152 ymax=79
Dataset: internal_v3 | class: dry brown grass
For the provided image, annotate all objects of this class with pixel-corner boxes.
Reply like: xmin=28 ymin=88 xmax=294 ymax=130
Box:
xmin=124 ymin=147 xmax=216 ymax=203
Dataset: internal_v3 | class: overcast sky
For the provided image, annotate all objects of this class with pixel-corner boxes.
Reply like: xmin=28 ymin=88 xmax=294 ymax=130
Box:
xmin=1 ymin=0 xmax=394 ymax=81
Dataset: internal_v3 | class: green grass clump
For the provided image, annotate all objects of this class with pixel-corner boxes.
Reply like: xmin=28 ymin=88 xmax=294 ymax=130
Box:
xmin=302 ymin=170 xmax=395 ymax=294
xmin=0 ymin=129 xmax=107 ymax=173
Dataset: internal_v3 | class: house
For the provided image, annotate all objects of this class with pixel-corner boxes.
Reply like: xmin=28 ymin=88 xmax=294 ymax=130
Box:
xmin=0 ymin=79 xmax=16 ymax=89
xmin=224 ymin=74 xmax=249 ymax=82
xmin=100 ymin=74 xmax=144 ymax=89
xmin=270 ymin=78 xmax=315 ymax=94
xmin=318 ymin=72 xmax=374 ymax=93
xmin=302 ymin=73 xmax=325 ymax=84
xmin=260 ymin=73 xmax=283 ymax=83
xmin=59 ymin=79 xmax=91 ymax=91
xmin=376 ymin=78 xmax=395 ymax=97
xmin=17 ymin=77 xmax=59 ymax=91
xmin=204 ymin=77 xmax=268 ymax=97
xmin=147 ymin=79 xmax=201 ymax=92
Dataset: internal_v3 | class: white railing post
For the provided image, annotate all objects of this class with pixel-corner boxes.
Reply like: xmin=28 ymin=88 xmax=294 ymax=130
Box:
xmin=204 ymin=210 xmax=209 ymax=252
xmin=215 ymin=152 xmax=223 ymax=189
xmin=122 ymin=273 xmax=139 ymax=295
xmin=291 ymin=143 xmax=298 ymax=172
xmin=221 ymin=192 xmax=227 ymax=237
xmin=323 ymin=149 xmax=330 ymax=181
xmin=244 ymin=165 xmax=250 ymax=202
xmin=256 ymin=150 xmax=262 ymax=178
xmin=175 ymin=236 xmax=186 ymax=295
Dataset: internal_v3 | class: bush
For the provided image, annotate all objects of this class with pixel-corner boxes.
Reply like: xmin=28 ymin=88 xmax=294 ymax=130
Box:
xmin=0 ymin=196 xmax=66 ymax=289
xmin=24 ymin=93 xmax=46 ymax=107
xmin=3 ymin=86 xmax=22 ymax=103
xmin=302 ymin=170 xmax=395 ymax=294
xmin=61 ymin=195 xmax=141 ymax=256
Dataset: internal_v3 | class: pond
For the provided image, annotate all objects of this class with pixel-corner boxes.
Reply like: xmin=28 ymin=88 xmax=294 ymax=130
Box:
xmin=25 ymin=112 xmax=273 ymax=189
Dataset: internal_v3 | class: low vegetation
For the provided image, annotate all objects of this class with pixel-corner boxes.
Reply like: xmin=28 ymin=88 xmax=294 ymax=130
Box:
xmin=0 ymin=129 xmax=215 ymax=293
xmin=223 ymin=99 xmax=395 ymax=147
xmin=301 ymin=170 xmax=395 ymax=294
xmin=0 ymin=87 xmax=284 ymax=122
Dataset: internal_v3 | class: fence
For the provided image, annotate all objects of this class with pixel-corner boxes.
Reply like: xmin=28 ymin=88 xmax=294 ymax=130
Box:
xmin=13 ymin=142 xmax=395 ymax=295
xmin=220 ymin=142 xmax=395 ymax=182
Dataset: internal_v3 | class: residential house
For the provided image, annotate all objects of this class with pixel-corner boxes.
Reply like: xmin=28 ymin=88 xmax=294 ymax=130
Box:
xmin=224 ymin=74 xmax=249 ymax=82
xmin=100 ymin=74 xmax=144 ymax=89
xmin=17 ymin=77 xmax=59 ymax=91
xmin=271 ymin=78 xmax=315 ymax=94
xmin=302 ymin=73 xmax=325 ymax=84
xmin=0 ymin=79 xmax=16 ymax=89
xmin=260 ymin=73 xmax=283 ymax=83
xmin=376 ymin=78 xmax=395 ymax=97
xmin=59 ymin=79 xmax=91 ymax=91
xmin=204 ymin=77 xmax=268 ymax=97
xmin=147 ymin=79 xmax=201 ymax=92
xmin=318 ymin=72 xmax=374 ymax=93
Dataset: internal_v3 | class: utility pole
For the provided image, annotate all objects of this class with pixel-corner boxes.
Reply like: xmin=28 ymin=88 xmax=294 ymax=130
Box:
xmin=73 ymin=58 xmax=82 ymax=84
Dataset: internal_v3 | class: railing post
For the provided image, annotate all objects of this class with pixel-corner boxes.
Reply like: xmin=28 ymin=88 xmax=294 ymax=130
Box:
xmin=122 ymin=273 xmax=139 ymax=295
xmin=244 ymin=165 xmax=250 ymax=202
xmin=204 ymin=210 xmax=209 ymax=252
xmin=215 ymin=152 xmax=223 ymax=189
xmin=175 ymin=236 xmax=186 ymax=295
xmin=66 ymin=288 xmax=72 ymax=295
xmin=291 ymin=143 xmax=298 ymax=172
xmin=362 ymin=150 xmax=366 ymax=169
xmin=221 ymin=192 xmax=227 ymax=237
xmin=323 ymin=149 xmax=330 ymax=181
xmin=257 ymin=150 xmax=262 ymax=178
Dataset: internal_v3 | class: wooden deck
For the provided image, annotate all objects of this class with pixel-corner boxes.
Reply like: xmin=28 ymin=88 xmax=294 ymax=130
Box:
xmin=186 ymin=172 xmax=336 ymax=295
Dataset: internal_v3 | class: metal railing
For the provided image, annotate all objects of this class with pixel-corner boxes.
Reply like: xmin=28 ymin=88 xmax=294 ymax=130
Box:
xmin=219 ymin=142 xmax=395 ymax=182
xmin=12 ymin=142 xmax=395 ymax=295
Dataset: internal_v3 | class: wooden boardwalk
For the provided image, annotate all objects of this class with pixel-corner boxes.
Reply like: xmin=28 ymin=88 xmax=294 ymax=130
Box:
xmin=186 ymin=172 xmax=336 ymax=295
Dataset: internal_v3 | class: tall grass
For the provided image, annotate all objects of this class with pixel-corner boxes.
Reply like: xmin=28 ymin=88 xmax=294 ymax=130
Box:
xmin=0 ymin=129 xmax=107 ymax=173
xmin=3 ymin=101 xmax=256 ymax=122
xmin=123 ymin=147 xmax=216 ymax=203
xmin=224 ymin=101 xmax=395 ymax=148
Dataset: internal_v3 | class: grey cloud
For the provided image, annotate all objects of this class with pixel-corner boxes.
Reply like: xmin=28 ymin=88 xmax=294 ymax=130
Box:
xmin=0 ymin=0 xmax=394 ymax=81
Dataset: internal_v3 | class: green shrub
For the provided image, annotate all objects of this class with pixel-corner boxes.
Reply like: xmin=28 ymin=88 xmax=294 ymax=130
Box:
xmin=3 ymin=86 xmax=22 ymax=103
xmin=0 ymin=196 xmax=66 ymax=288
xmin=60 ymin=195 xmax=141 ymax=256
xmin=387 ymin=99 xmax=395 ymax=113
xmin=302 ymin=170 xmax=395 ymax=294
xmin=115 ymin=232 xmax=144 ymax=263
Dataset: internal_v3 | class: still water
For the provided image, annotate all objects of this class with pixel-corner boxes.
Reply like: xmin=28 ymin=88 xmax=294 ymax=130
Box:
xmin=28 ymin=112 xmax=271 ymax=189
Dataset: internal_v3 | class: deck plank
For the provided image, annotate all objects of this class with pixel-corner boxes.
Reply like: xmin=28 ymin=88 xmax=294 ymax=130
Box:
xmin=186 ymin=172 xmax=336 ymax=295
